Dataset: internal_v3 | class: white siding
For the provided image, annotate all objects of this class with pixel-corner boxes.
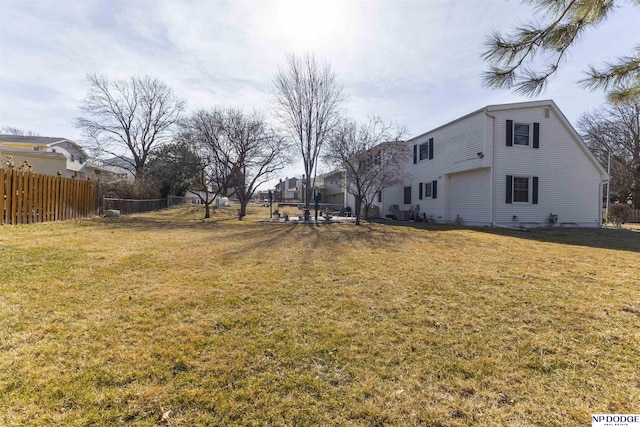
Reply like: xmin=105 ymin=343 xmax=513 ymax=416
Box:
xmin=446 ymin=168 xmax=491 ymax=225
xmin=381 ymin=100 xmax=604 ymax=227
xmin=492 ymin=106 xmax=603 ymax=227
xmin=391 ymin=110 xmax=489 ymax=222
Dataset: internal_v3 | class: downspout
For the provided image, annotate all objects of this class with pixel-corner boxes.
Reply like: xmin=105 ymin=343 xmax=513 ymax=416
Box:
xmin=484 ymin=108 xmax=497 ymax=226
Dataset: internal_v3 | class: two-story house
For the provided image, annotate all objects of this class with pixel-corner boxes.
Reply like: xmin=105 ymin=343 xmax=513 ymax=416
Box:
xmin=0 ymin=135 xmax=107 ymax=179
xmin=274 ymin=176 xmax=303 ymax=202
xmin=378 ymin=100 xmax=607 ymax=227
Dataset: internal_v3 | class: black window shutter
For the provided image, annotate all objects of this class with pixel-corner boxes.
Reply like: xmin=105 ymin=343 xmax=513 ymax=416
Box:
xmin=506 ymin=120 xmax=513 ymax=146
xmin=413 ymin=144 xmax=417 ymax=164
xmin=533 ymin=123 xmax=540 ymax=149
xmin=532 ymin=176 xmax=539 ymax=204
xmin=428 ymin=138 xmax=434 ymax=160
xmin=506 ymin=175 xmax=513 ymax=203
xmin=419 ymin=183 xmax=423 ymax=200
xmin=432 ymin=180 xmax=437 ymax=199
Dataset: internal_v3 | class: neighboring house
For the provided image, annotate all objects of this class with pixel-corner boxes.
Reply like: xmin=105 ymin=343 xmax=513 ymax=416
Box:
xmin=377 ymin=100 xmax=607 ymax=227
xmin=274 ymin=176 xmax=303 ymax=202
xmin=316 ymin=170 xmax=347 ymax=208
xmin=100 ymin=156 xmax=136 ymax=178
xmin=0 ymin=135 xmax=108 ymax=179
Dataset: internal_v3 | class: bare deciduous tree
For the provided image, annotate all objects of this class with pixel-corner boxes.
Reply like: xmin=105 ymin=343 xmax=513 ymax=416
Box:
xmin=272 ymin=53 xmax=343 ymax=210
xmin=179 ymin=108 xmax=287 ymax=219
xmin=1 ymin=127 xmax=39 ymax=136
xmin=324 ymin=116 xmax=408 ymax=225
xmin=76 ymin=74 xmax=185 ymax=179
xmin=578 ymin=100 xmax=640 ymax=206
xmin=176 ymin=110 xmax=235 ymax=219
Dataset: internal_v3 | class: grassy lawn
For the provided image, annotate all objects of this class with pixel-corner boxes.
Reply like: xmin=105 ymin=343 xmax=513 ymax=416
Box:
xmin=1 ymin=205 xmax=638 ymax=426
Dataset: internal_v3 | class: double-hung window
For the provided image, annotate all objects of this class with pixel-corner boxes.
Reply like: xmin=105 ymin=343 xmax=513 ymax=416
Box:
xmin=512 ymin=177 xmax=529 ymax=202
xmin=506 ymin=175 xmax=539 ymax=204
xmin=506 ymin=120 xmax=540 ymax=148
xmin=424 ymin=182 xmax=432 ymax=198
xmin=418 ymin=181 xmax=437 ymax=200
xmin=419 ymin=142 xmax=429 ymax=160
xmin=414 ymin=138 xmax=434 ymax=163
xmin=513 ymin=124 xmax=530 ymax=146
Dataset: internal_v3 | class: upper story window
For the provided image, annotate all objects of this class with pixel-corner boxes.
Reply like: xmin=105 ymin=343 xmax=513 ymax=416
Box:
xmin=506 ymin=120 xmax=540 ymax=148
xmin=513 ymin=124 xmax=530 ymax=146
xmin=419 ymin=142 xmax=429 ymax=160
xmin=414 ymin=138 xmax=434 ymax=163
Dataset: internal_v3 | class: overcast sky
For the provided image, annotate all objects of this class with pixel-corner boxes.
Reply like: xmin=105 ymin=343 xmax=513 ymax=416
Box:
xmin=1 ymin=0 xmax=639 ymax=181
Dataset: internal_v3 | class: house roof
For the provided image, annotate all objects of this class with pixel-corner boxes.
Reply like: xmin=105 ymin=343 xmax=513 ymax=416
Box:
xmin=101 ymin=156 xmax=136 ymax=173
xmin=406 ymin=99 xmax=607 ymax=178
xmin=0 ymin=145 xmax=67 ymax=160
xmin=0 ymin=134 xmax=90 ymax=158
xmin=0 ymin=135 xmax=69 ymax=145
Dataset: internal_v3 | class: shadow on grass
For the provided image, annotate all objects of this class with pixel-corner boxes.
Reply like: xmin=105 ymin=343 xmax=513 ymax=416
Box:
xmin=81 ymin=206 xmax=639 ymax=254
xmin=383 ymin=220 xmax=640 ymax=253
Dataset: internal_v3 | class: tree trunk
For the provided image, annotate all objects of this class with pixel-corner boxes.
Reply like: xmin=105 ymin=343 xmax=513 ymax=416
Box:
xmin=204 ymin=202 xmax=211 ymax=219
xmin=354 ymin=195 xmax=362 ymax=226
xmin=304 ymin=174 xmax=312 ymax=209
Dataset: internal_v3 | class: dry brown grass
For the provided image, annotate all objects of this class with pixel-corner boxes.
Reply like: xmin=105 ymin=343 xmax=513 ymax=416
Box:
xmin=1 ymin=204 xmax=638 ymax=426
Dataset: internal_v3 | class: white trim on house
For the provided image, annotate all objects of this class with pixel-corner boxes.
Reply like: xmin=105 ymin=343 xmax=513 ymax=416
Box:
xmin=381 ymin=100 xmax=607 ymax=228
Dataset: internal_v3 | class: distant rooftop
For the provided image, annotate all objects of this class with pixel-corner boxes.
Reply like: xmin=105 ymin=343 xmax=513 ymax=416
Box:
xmin=0 ymin=135 xmax=70 ymax=145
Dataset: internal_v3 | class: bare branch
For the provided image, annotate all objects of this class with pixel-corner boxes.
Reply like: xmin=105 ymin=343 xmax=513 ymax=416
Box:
xmin=178 ymin=108 xmax=287 ymax=219
xmin=324 ymin=115 xmax=408 ymax=224
xmin=272 ymin=53 xmax=344 ymax=209
xmin=75 ymin=73 xmax=184 ymax=178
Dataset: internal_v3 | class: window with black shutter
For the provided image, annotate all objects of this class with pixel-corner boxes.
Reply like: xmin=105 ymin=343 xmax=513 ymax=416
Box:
xmin=506 ymin=175 xmax=535 ymax=203
xmin=424 ymin=182 xmax=432 ymax=198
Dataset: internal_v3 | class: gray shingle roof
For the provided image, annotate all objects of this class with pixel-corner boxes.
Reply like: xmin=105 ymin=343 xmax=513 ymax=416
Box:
xmin=0 ymin=135 xmax=68 ymax=145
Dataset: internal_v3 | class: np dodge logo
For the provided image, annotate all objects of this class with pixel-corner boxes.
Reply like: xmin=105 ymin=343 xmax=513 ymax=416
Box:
xmin=592 ymin=414 xmax=640 ymax=427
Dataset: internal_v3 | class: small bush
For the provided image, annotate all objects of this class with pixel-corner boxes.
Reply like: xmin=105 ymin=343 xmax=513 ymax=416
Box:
xmin=608 ymin=203 xmax=632 ymax=226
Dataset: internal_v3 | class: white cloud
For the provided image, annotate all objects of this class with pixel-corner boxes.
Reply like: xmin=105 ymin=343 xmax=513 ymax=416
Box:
xmin=1 ymin=0 xmax=639 ymax=170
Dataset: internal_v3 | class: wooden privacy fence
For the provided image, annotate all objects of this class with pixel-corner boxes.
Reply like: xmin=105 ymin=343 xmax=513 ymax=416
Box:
xmin=1 ymin=169 xmax=100 ymax=225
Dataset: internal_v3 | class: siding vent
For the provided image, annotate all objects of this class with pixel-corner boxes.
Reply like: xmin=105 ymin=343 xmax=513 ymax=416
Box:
xmin=544 ymin=108 xmax=550 ymax=118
